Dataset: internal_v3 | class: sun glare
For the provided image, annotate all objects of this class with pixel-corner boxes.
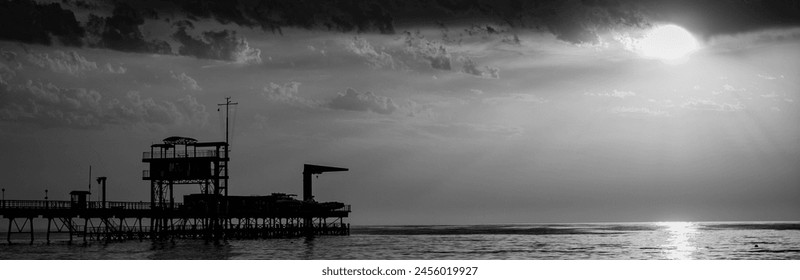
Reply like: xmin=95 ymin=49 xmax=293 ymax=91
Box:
xmin=656 ymin=221 xmax=698 ymax=259
xmin=638 ymin=24 xmax=699 ymax=62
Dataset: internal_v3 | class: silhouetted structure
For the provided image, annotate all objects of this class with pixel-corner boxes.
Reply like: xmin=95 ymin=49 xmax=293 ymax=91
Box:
xmin=143 ymin=136 xmax=230 ymax=239
xmin=303 ymin=164 xmax=349 ymax=202
xmin=0 ymin=136 xmax=351 ymax=244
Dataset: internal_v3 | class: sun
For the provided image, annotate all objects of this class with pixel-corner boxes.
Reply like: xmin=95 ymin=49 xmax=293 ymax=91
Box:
xmin=638 ymin=24 xmax=699 ymax=62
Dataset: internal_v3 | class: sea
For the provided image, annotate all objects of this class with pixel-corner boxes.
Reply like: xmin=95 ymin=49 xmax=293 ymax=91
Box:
xmin=0 ymin=221 xmax=798 ymax=260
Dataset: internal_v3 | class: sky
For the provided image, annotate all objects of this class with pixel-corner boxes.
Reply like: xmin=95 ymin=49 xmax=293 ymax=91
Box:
xmin=0 ymin=0 xmax=798 ymax=225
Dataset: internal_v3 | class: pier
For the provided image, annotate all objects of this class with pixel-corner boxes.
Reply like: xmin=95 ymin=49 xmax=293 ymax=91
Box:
xmin=1 ymin=197 xmax=349 ymax=244
xmin=1 ymin=137 xmax=351 ymax=243
xmin=2 ymin=98 xmax=352 ymax=244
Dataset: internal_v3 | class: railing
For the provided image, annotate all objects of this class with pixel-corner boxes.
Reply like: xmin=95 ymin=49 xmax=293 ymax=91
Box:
xmin=1 ymin=199 xmax=345 ymax=213
xmin=1 ymin=200 xmax=71 ymax=209
xmin=90 ymin=201 xmax=154 ymax=210
xmin=149 ymin=202 xmax=184 ymax=210
xmin=0 ymin=200 xmax=153 ymax=211
xmin=333 ymin=205 xmax=352 ymax=212
xmin=143 ymin=150 xmax=221 ymax=159
xmin=142 ymin=170 xmax=228 ymax=179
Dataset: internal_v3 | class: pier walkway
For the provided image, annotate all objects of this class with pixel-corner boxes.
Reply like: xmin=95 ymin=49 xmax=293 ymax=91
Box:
xmin=0 ymin=199 xmax=350 ymax=244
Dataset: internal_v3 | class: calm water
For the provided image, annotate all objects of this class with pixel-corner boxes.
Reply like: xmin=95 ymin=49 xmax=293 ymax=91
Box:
xmin=0 ymin=222 xmax=798 ymax=259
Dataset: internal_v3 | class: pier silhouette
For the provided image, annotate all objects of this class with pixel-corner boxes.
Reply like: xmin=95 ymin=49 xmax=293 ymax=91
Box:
xmin=1 ymin=99 xmax=352 ymax=244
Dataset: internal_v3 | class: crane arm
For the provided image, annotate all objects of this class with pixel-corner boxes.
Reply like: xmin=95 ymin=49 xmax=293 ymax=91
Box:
xmin=302 ymin=164 xmax=348 ymax=201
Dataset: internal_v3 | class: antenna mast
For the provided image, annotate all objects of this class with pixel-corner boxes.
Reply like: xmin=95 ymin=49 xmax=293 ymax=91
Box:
xmin=218 ymin=97 xmax=238 ymax=145
xmin=88 ymin=165 xmax=92 ymax=200
xmin=217 ymin=97 xmax=237 ymax=198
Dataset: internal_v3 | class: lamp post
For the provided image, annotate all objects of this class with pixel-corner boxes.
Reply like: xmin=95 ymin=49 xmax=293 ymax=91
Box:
xmin=2 ymin=188 xmax=5 ymax=208
xmin=45 ymin=189 xmax=48 ymax=209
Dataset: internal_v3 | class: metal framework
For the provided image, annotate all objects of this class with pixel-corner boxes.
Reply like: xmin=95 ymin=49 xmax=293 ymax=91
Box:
xmin=1 ymin=98 xmax=352 ymax=244
xmin=143 ymin=137 xmax=230 ymax=239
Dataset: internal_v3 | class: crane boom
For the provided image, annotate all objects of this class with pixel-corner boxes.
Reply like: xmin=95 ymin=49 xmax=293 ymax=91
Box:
xmin=303 ymin=164 xmax=348 ymax=201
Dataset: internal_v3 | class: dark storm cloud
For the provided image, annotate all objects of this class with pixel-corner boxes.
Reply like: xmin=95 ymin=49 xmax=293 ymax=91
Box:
xmin=152 ymin=0 xmax=646 ymax=44
xmin=174 ymin=0 xmax=395 ymax=34
xmin=85 ymin=3 xmax=171 ymax=54
xmin=0 ymin=0 xmax=84 ymax=46
xmin=219 ymin=0 xmax=800 ymax=41
xmin=2 ymin=0 xmax=799 ymax=57
xmin=328 ymin=88 xmax=398 ymax=115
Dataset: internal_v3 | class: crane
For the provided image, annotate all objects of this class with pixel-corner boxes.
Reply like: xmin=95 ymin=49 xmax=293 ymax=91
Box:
xmin=303 ymin=164 xmax=348 ymax=202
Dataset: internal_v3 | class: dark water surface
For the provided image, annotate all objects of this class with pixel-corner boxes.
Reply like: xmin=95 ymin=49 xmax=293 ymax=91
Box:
xmin=1 ymin=222 xmax=798 ymax=259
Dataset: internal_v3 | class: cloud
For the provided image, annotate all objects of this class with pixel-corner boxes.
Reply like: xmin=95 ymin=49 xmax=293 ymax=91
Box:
xmin=483 ymin=93 xmax=548 ymax=105
xmin=610 ymin=106 xmax=669 ymax=117
xmin=262 ymin=83 xmax=409 ymax=118
xmin=159 ymin=0 xmax=646 ymax=45
xmin=85 ymin=5 xmax=172 ymax=54
xmin=179 ymin=0 xmax=395 ymax=34
xmin=328 ymin=88 xmax=398 ymax=115
xmin=0 ymin=80 xmax=104 ymax=127
xmin=760 ymin=92 xmax=780 ymax=99
xmin=0 ymin=80 xmax=208 ymax=128
xmin=175 ymin=94 xmax=209 ymax=126
xmin=345 ymin=36 xmax=397 ymax=69
xmin=173 ymin=28 xmax=262 ymax=64
xmin=5 ymin=0 xmax=799 ymax=56
xmin=6 ymin=48 xmax=126 ymax=78
xmin=170 ymin=71 xmax=202 ymax=91
xmin=261 ymin=82 xmax=318 ymax=107
xmin=105 ymin=63 xmax=127 ymax=74
xmin=25 ymin=50 xmax=98 ymax=77
xmin=681 ymin=98 xmax=745 ymax=112
xmin=0 ymin=0 xmax=84 ymax=46
xmin=757 ymin=74 xmax=782 ymax=80
xmin=1 ymin=49 xmax=19 ymax=63
xmin=231 ymin=38 xmax=262 ymax=65
xmin=704 ymin=28 xmax=800 ymax=53
xmin=0 ymin=61 xmax=16 ymax=87
xmin=105 ymin=91 xmax=209 ymax=127
xmin=107 ymin=91 xmax=181 ymax=126
xmin=404 ymin=31 xmax=452 ymax=71
xmin=459 ymin=56 xmax=500 ymax=79
xmin=585 ymin=89 xmax=637 ymax=98
xmin=722 ymin=84 xmax=745 ymax=92
xmin=642 ymin=1 xmax=800 ymax=39
xmin=401 ymin=99 xmax=435 ymax=118
xmin=464 ymin=24 xmax=507 ymax=38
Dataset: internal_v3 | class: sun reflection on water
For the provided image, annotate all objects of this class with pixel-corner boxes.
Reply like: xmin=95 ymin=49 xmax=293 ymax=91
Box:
xmin=656 ymin=221 xmax=698 ymax=259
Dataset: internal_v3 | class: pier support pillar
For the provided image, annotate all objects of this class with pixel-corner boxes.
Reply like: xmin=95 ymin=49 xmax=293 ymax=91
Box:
xmin=68 ymin=218 xmax=73 ymax=244
xmin=29 ymin=218 xmax=34 ymax=245
xmin=6 ymin=218 xmax=11 ymax=244
xmin=83 ymin=218 xmax=88 ymax=243
xmin=46 ymin=218 xmax=51 ymax=244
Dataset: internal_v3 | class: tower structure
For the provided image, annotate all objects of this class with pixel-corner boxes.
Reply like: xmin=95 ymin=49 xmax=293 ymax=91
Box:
xmin=142 ymin=136 xmax=229 ymax=238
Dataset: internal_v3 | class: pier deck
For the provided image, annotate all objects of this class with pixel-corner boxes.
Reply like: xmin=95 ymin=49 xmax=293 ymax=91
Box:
xmin=0 ymin=199 xmax=350 ymax=244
